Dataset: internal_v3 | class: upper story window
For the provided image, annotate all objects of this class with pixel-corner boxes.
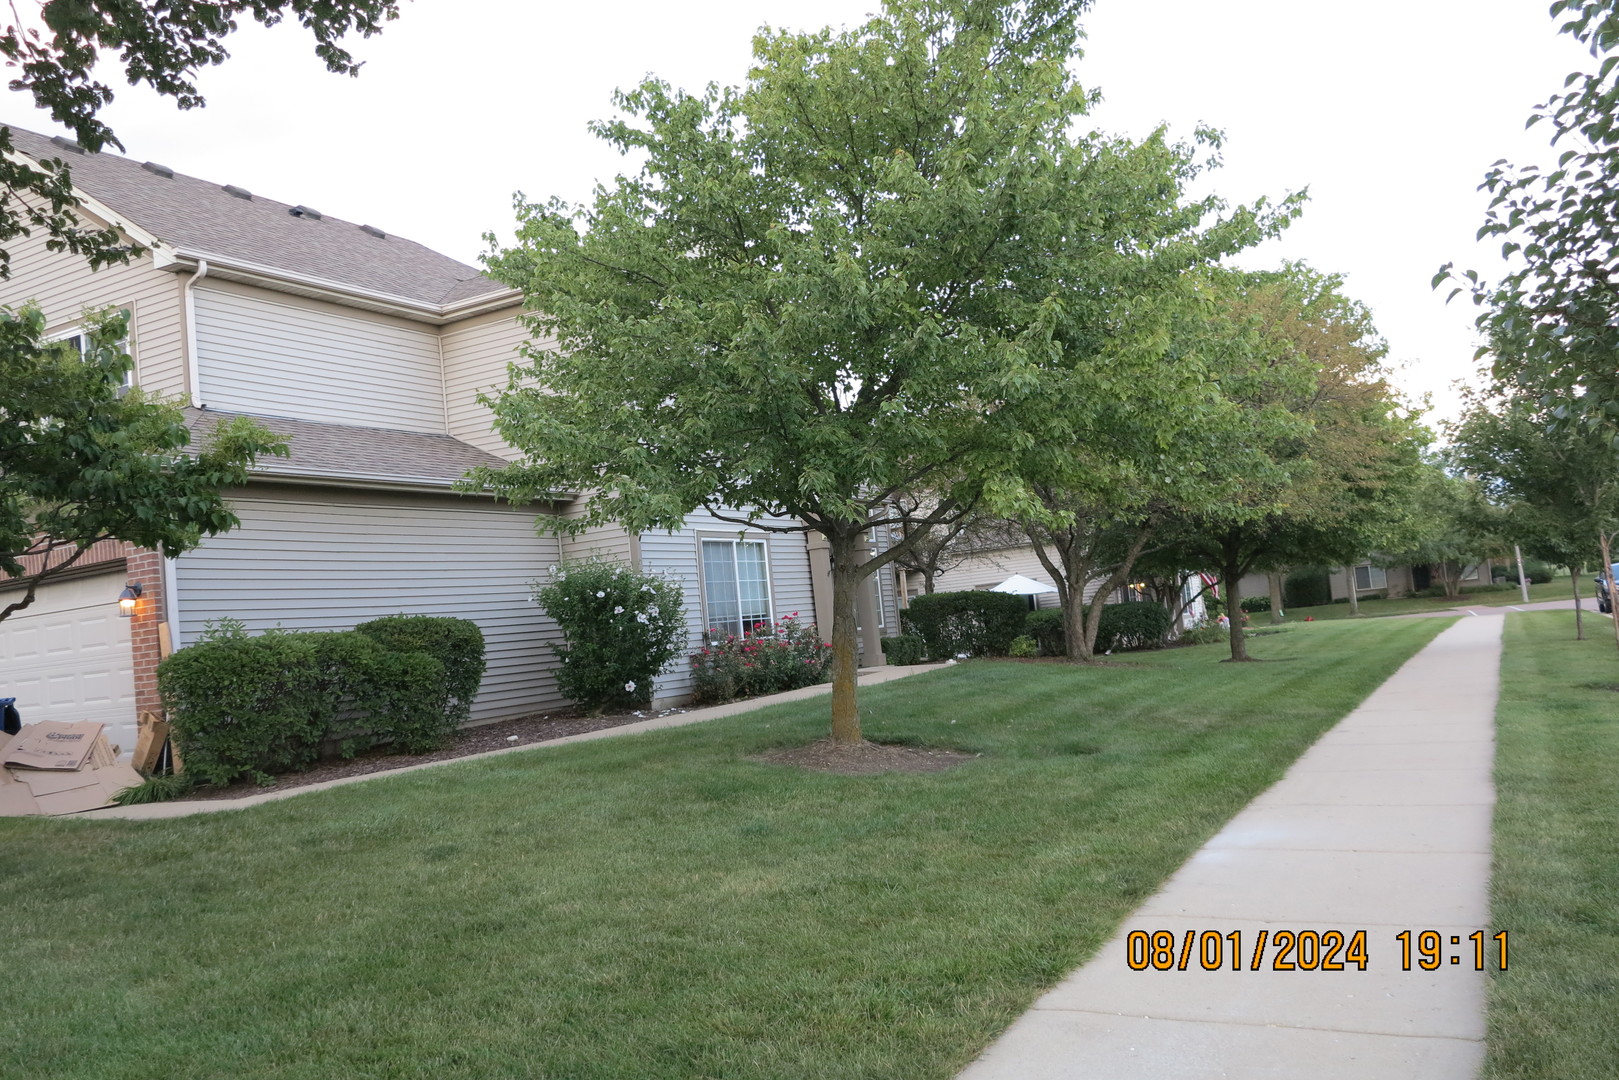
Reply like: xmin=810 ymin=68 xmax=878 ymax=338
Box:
xmin=49 ymin=316 xmax=133 ymax=391
xmin=702 ymin=538 xmax=772 ymax=638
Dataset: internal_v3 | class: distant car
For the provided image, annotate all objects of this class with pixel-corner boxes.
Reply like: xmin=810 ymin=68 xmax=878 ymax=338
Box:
xmin=1599 ymin=563 xmax=1619 ymax=614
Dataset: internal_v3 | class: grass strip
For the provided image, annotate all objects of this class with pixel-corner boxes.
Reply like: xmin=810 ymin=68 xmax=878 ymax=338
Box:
xmin=1274 ymin=578 xmax=1578 ymax=622
xmin=2 ymin=617 xmax=1449 ymax=1080
xmin=1485 ymin=611 xmax=1619 ymax=1079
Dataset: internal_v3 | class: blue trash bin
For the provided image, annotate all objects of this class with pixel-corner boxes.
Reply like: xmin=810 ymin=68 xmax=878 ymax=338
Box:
xmin=0 ymin=698 xmax=19 ymax=736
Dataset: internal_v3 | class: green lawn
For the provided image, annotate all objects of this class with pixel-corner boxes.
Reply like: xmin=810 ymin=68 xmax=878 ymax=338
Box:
xmin=1485 ymin=611 xmax=1619 ymax=1080
xmin=4 ymin=618 xmax=1450 ymax=1080
xmin=1270 ymin=577 xmax=1581 ymax=622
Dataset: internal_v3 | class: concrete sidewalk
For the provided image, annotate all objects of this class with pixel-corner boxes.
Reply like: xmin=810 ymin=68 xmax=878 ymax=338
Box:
xmin=959 ymin=616 xmax=1503 ymax=1080
xmin=90 ymin=663 xmax=944 ymax=821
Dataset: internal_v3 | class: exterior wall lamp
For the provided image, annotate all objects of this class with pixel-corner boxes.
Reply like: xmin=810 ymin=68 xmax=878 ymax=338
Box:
xmin=118 ymin=582 xmax=143 ymax=617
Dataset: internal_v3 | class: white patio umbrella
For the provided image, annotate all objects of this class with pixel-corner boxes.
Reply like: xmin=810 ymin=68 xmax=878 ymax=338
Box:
xmin=988 ymin=573 xmax=1059 ymax=596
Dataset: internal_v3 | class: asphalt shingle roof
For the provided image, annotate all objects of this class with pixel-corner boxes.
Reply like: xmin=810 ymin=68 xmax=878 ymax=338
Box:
xmin=184 ymin=408 xmax=510 ymax=487
xmin=7 ymin=125 xmax=508 ymax=308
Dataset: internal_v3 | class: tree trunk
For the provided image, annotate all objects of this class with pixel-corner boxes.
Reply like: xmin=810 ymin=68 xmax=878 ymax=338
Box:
xmin=1571 ymin=566 xmax=1584 ymax=641
xmin=1343 ymin=566 xmax=1360 ymax=616
xmin=1073 ymin=526 xmax=1154 ymax=661
xmin=828 ymin=530 xmax=865 ymax=745
xmin=1225 ymin=553 xmax=1250 ymax=662
xmin=1064 ymin=597 xmax=1091 ymax=661
xmin=1601 ymin=532 xmax=1619 ymax=660
xmin=1267 ymin=571 xmax=1285 ymax=625
xmin=922 ymin=569 xmax=938 ymax=595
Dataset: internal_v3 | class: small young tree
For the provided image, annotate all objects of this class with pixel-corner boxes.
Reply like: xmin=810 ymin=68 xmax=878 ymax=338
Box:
xmin=2 ymin=307 xmax=285 ymax=621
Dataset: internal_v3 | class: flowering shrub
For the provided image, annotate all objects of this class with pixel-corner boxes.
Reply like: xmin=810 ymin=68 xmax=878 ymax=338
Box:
xmin=533 ymin=561 xmax=686 ymax=712
xmin=688 ymin=613 xmax=831 ymax=705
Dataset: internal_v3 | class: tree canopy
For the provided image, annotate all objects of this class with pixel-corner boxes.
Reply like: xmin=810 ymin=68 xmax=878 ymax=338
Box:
xmin=1 ymin=308 xmax=286 ymax=621
xmin=1141 ymin=264 xmax=1426 ymax=659
xmin=470 ymin=0 xmax=1290 ymax=740
xmin=1 ymin=0 xmax=400 ymax=276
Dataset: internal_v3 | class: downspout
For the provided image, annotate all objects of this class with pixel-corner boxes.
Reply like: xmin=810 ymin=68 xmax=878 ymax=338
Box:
xmin=183 ymin=259 xmax=209 ymax=407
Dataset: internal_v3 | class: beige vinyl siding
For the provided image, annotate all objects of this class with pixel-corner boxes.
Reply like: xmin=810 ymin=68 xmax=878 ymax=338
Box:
xmin=0 ymin=228 xmax=187 ymax=398
xmin=441 ymin=310 xmax=531 ymax=459
xmin=559 ymin=518 xmax=637 ymax=564
xmin=193 ymin=284 xmax=445 ymax=433
xmin=943 ymin=544 xmax=1111 ymax=609
xmin=173 ymin=487 xmax=565 ymax=720
xmin=640 ymin=508 xmax=818 ymax=702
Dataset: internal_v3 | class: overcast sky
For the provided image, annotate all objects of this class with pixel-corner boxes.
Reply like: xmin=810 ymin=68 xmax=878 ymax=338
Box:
xmin=2 ymin=0 xmax=1593 ymax=425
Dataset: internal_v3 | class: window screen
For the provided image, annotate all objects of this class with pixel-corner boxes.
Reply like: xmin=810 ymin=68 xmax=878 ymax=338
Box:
xmin=702 ymin=539 xmax=772 ymax=637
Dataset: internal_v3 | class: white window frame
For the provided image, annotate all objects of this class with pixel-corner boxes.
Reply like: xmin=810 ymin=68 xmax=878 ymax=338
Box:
xmin=698 ymin=535 xmax=775 ymax=639
xmin=47 ymin=314 xmax=134 ymax=391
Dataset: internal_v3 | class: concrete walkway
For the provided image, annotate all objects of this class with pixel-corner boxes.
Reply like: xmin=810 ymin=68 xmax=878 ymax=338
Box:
xmin=91 ymin=663 xmax=944 ymax=821
xmin=959 ymin=616 xmax=1504 ymax=1080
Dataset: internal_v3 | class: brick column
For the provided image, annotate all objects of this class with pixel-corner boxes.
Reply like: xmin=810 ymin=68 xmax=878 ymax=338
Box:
xmin=123 ymin=544 xmax=169 ymax=717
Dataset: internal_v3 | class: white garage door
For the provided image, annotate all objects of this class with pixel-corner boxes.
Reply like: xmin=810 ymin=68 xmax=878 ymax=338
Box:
xmin=0 ymin=571 xmax=138 ymax=752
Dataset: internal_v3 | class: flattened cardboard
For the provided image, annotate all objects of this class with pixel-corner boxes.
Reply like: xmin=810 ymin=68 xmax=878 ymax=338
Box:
xmin=1 ymin=722 xmax=107 ymax=771
xmin=0 ymin=724 xmax=145 ymax=816
xmin=15 ymin=769 xmax=103 ymax=797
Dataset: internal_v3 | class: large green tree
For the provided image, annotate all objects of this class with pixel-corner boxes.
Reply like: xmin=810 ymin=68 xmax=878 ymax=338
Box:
xmin=469 ymin=0 xmax=1285 ymax=742
xmin=1007 ymin=268 xmax=1302 ymax=661
xmin=1142 ymin=265 xmax=1426 ymax=660
xmin=1441 ymin=0 xmax=1619 ymax=586
xmin=1 ymin=0 xmax=400 ymax=276
xmin=2 ymin=308 xmax=286 ymax=621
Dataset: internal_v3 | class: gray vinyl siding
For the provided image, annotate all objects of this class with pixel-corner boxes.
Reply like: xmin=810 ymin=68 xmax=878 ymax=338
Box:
xmin=0 ymin=229 xmax=188 ymax=399
xmin=193 ymin=285 xmax=446 ymax=433
xmin=173 ymin=488 xmax=565 ymax=720
xmin=639 ymin=508 xmax=818 ymax=702
xmin=441 ymin=310 xmax=530 ymax=459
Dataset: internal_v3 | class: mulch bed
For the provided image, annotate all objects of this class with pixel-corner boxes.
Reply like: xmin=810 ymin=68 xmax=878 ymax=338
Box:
xmin=750 ymin=739 xmax=977 ymax=776
xmin=183 ymin=707 xmax=679 ymax=801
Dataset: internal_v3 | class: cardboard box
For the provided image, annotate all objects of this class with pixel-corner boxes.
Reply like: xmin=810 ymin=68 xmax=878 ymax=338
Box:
xmin=0 ymin=727 xmax=144 ymax=816
xmin=0 ymin=721 xmax=111 ymax=771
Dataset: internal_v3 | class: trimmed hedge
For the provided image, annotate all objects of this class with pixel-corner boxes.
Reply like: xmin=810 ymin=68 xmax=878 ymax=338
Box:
xmin=158 ymin=617 xmax=481 ymax=786
xmin=900 ymin=590 xmax=1028 ymax=659
xmin=1284 ymin=567 xmax=1332 ymax=609
xmin=880 ymin=633 xmax=926 ymax=666
xmin=1239 ymin=595 xmax=1271 ymax=613
xmin=1095 ymin=602 xmax=1173 ymax=653
xmin=1024 ymin=609 xmax=1066 ymax=656
xmin=356 ymin=615 xmax=485 ymax=726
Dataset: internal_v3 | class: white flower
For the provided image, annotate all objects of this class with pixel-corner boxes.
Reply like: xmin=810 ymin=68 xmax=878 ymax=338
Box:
xmin=614 ymin=605 xmax=625 ymax=614
xmin=625 ymin=680 xmax=637 ymax=692
xmin=636 ymin=612 xmax=649 ymax=623
xmin=647 ymin=606 xmax=659 ymax=617
xmin=596 ymin=590 xmax=606 ymax=598
xmin=641 ymin=584 xmax=653 ymax=593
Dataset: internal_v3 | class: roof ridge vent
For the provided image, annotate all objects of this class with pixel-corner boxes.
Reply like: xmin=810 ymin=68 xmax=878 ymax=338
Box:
xmin=49 ymin=135 xmax=84 ymax=154
xmin=142 ymin=161 xmax=175 ymax=178
xmin=222 ymin=184 xmax=252 ymax=200
xmin=359 ymin=224 xmax=386 ymax=238
xmin=289 ymin=205 xmax=323 ymax=220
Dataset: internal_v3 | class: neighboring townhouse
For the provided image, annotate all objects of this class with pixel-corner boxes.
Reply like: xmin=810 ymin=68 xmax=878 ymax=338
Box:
xmin=0 ymin=126 xmax=899 ymax=751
